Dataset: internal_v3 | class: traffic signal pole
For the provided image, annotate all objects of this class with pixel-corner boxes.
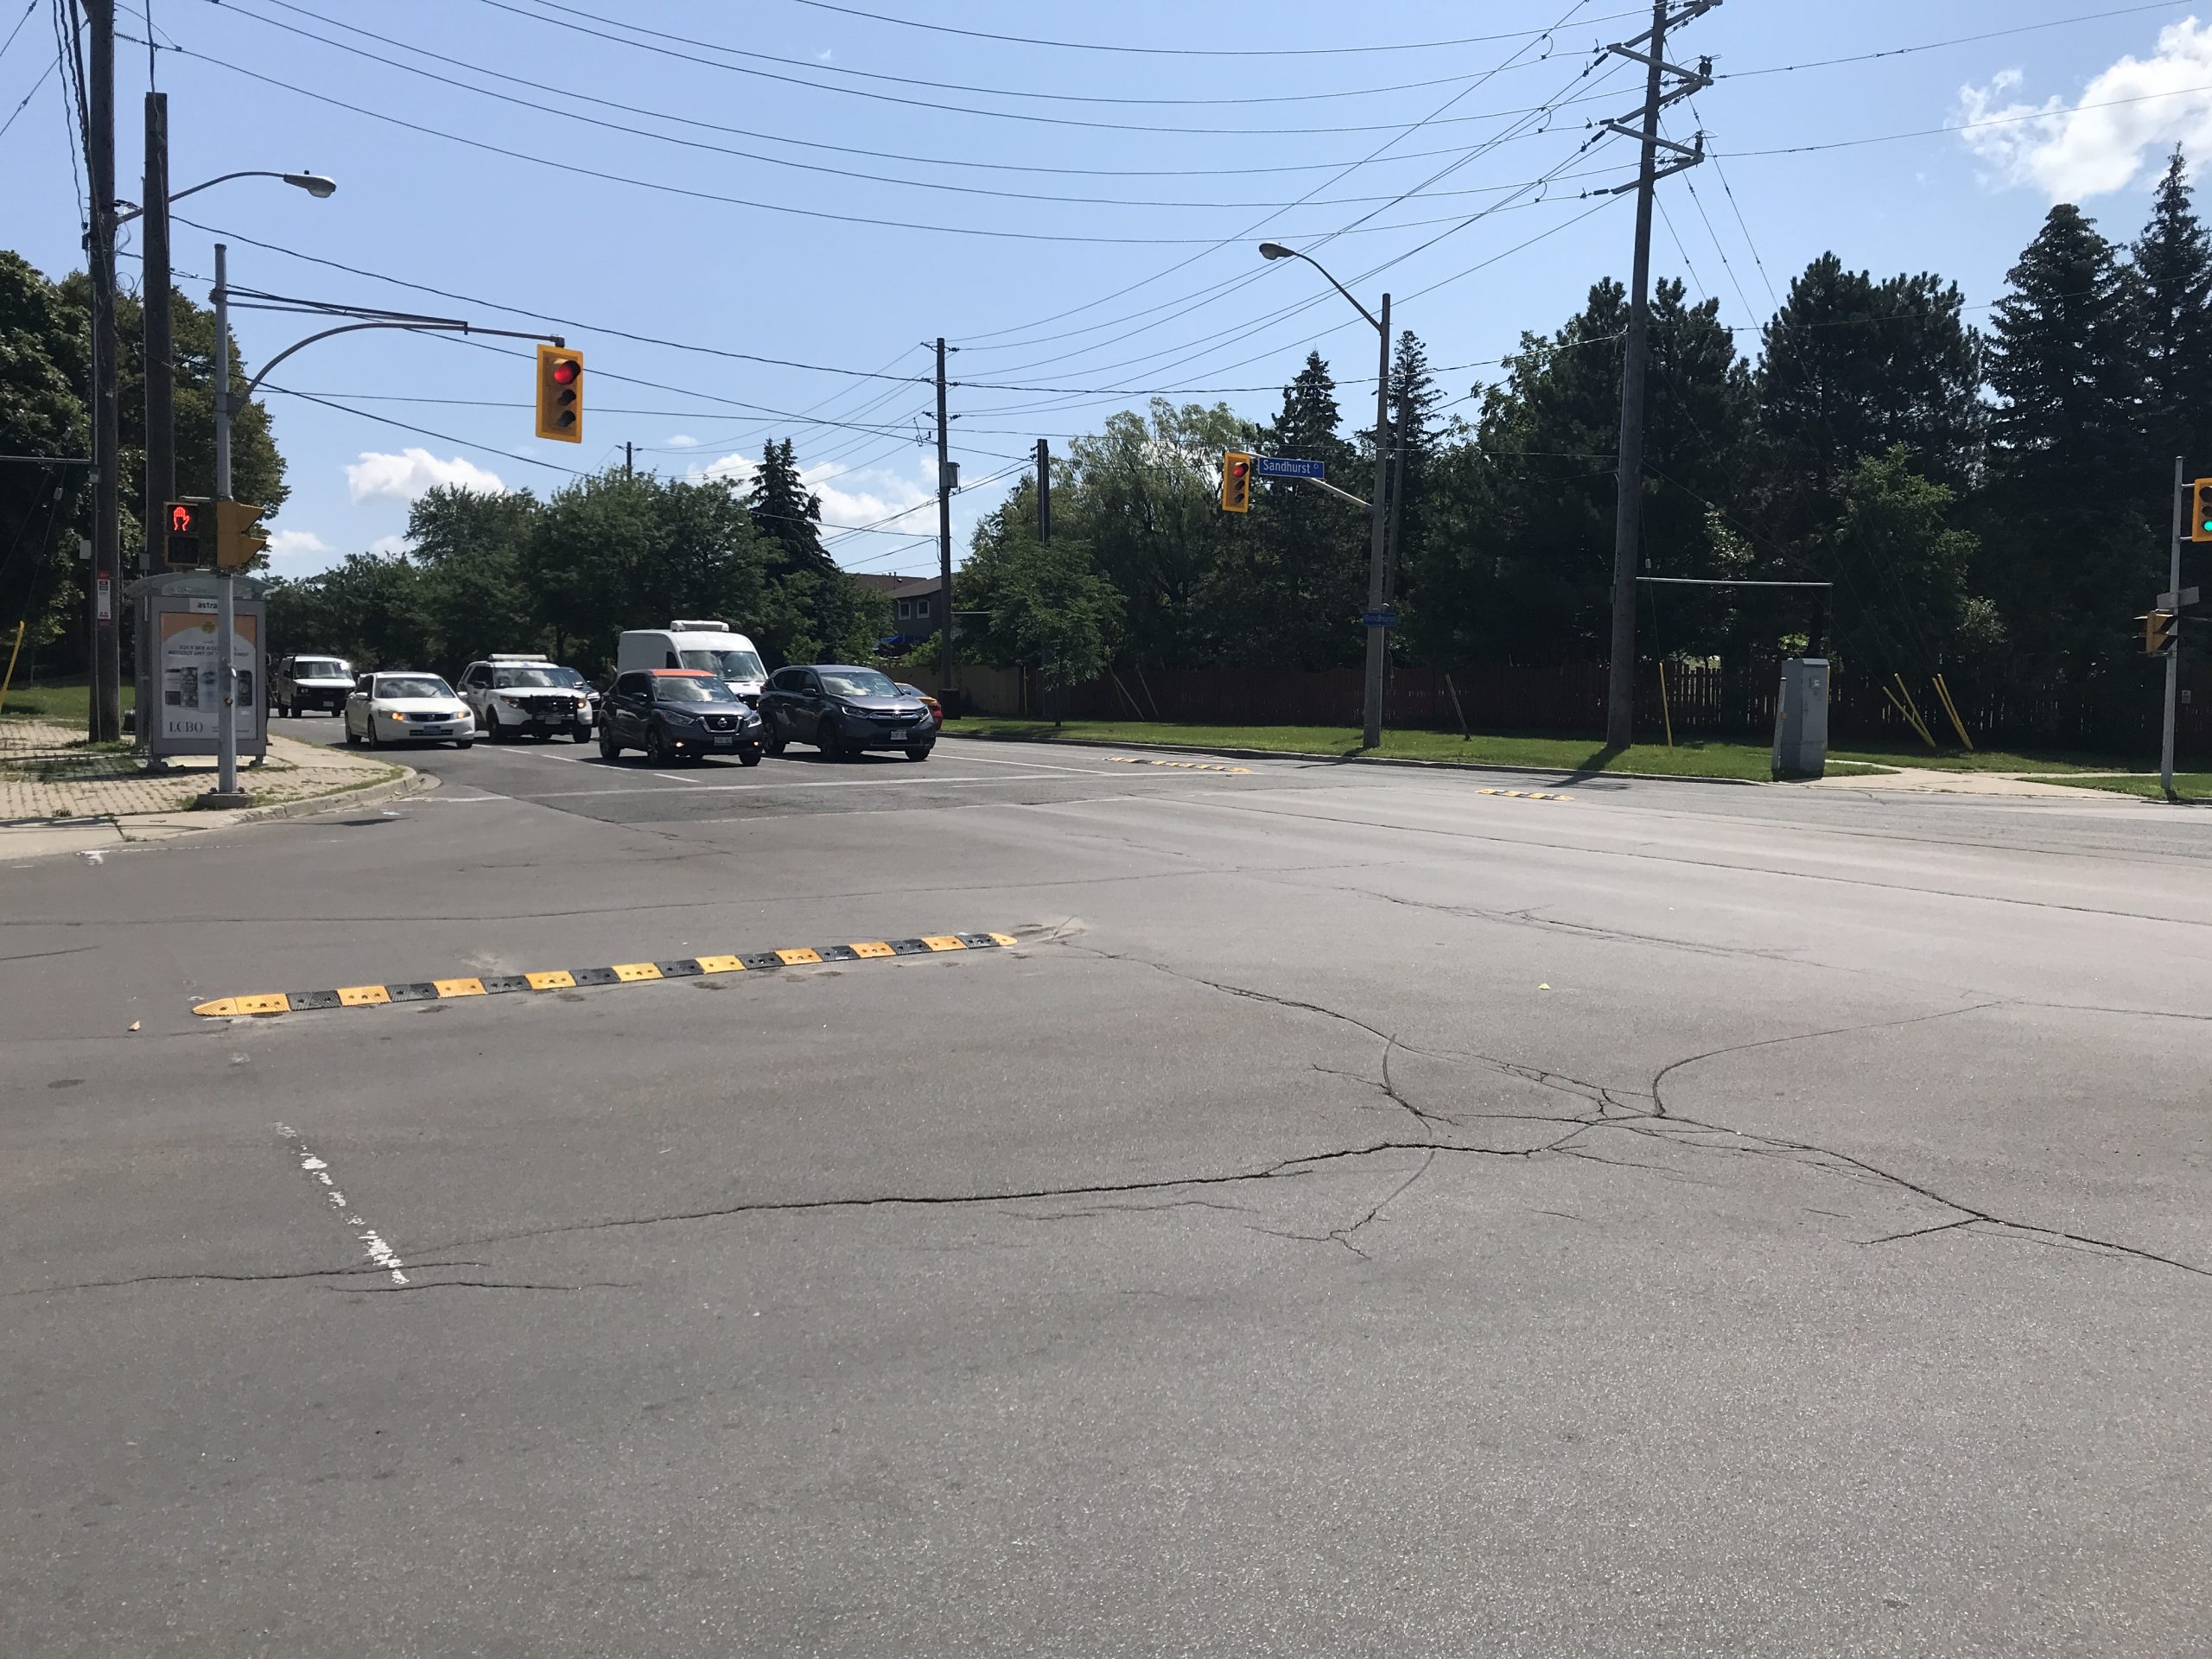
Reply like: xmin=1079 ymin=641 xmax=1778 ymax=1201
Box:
xmin=1363 ymin=293 xmax=1392 ymax=750
xmin=209 ymin=243 xmax=244 ymax=802
xmin=2164 ymin=456 xmax=2183 ymax=799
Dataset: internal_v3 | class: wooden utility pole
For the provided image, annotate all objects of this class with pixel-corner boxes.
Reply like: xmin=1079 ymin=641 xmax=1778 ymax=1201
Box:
xmin=86 ymin=0 xmax=122 ymax=741
xmin=935 ymin=337 xmax=953 ymax=709
xmin=1601 ymin=0 xmax=1718 ymax=750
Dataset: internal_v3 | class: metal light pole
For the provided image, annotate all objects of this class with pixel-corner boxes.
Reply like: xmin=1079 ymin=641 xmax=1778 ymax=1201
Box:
xmin=208 ymin=242 xmax=245 ymax=802
xmin=1259 ymin=242 xmax=1395 ymax=749
xmin=128 ymin=154 xmax=334 ymax=757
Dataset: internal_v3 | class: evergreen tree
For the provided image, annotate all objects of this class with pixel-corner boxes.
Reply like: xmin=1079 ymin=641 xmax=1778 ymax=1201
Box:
xmin=2130 ymin=148 xmax=2212 ymax=482
xmin=1386 ymin=329 xmax=1445 ymax=647
xmin=1211 ymin=353 xmax=1362 ymax=667
xmin=1984 ymin=203 xmax=2147 ymax=681
xmin=746 ymin=438 xmax=830 ymax=579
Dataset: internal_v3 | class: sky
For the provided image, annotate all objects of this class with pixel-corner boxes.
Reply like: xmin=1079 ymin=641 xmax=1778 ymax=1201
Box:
xmin=10 ymin=0 xmax=2212 ymax=585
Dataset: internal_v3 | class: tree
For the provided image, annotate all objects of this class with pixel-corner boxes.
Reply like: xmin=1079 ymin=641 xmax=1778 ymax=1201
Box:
xmin=1385 ymin=329 xmax=1445 ymax=652
xmin=1059 ymin=397 xmax=1253 ymax=668
xmin=1205 ymin=353 xmax=1363 ymax=668
xmin=1983 ymin=203 xmax=2147 ymax=681
xmin=2130 ymin=149 xmax=2212 ymax=486
xmin=1826 ymin=447 xmax=1980 ymax=675
xmin=742 ymin=438 xmax=890 ymax=664
xmin=968 ymin=501 xmax=1122 ymax=721
xmin=0 ymin=253 xmax=87 ymax=652
xmin=406 ymin=485 xmax=542 ymax=667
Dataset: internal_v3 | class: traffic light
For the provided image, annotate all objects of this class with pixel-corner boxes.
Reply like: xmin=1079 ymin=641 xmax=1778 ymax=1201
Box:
xmin=1220 ymin=450 xmax=1252 ymax=513
xmin=214 ymin=499 xmax=268 ymax=569
xmin=162 ymin=499 xmax=209 ymax=569
xmin=2192 ymin=479 xmax=2212 ymax=542
xmin=536 ymin=344 xmax=583 ymax=442
xmin=2144 ymin=609 xmax=2177 ymax=655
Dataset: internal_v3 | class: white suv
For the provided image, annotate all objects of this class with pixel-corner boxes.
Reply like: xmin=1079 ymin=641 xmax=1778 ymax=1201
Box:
xmin=457 ymin=655 xmax=595 ymax=743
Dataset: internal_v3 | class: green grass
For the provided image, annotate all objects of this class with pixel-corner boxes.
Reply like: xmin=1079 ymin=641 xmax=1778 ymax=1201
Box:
xmin=0 ymin=677 xmax=134 ymax=726
xmin=2041 ymin=772 xmax=2212 ymax=803
xmin=943 ymin=718 xmax=2150 ymax=781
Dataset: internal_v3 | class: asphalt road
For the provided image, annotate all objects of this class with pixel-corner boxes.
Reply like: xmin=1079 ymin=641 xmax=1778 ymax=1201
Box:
xmin=4 ymin=725 xmax=2209 ymax=1656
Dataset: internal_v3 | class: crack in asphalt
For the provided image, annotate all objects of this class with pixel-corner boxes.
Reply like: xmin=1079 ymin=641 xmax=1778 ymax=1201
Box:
xmin=1646 ymin=1001 xmax=2005 ymax=1117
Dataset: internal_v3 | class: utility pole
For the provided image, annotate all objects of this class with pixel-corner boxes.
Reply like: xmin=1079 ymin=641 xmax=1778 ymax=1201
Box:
xmin=1035 ymin=437 xmax=1050 ymax=543
xmin=86 ymin=0 xmax=122 ymax=742
xmin=137 ymin=89 xmax=171 ymax=756
xmin=934 ymin=336 xmax=953 ymax=709
xmin=2164 ymin=456 xmax=2183 ymax=798
xmin=1601 ymin=0 xmax=1718 ymax=750
xmin=1361 ymin=293 xmax=1392 ymax=750
xmin=624 ymin=440 xmax=633 ymax=478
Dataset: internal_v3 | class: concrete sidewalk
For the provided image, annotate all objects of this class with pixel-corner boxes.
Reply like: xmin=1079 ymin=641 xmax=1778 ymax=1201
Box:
xmin=1799 ymin=765 xmax=2156 ymax=798
xmin=1 ymin=716 xmax=421 ymax=860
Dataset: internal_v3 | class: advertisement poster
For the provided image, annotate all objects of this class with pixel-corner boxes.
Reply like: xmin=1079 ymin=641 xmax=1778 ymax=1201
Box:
xmin=159 ymin=606 xmax=261 ymax=747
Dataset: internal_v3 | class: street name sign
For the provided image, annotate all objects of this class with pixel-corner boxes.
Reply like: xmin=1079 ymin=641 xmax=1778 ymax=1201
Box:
xmin=1255 ymin=456 xmax=1327 ymax=480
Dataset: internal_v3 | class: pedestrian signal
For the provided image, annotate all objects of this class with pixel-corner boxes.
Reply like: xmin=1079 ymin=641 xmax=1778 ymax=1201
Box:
xmin=162 ymin=499 xmax=209 ymax=569
xmin=2143 ymin=609 xmax=2177 ymax=654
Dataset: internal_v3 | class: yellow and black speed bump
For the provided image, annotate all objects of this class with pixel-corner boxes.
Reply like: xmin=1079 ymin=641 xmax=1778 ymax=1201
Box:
xmin=1111 ymin=755 xmax=1254 ymax=774
xmin=193 ymin=931 xmax=1023 ymax=1019
xmin=1478 ymin=787 xmax=1574 ymax=803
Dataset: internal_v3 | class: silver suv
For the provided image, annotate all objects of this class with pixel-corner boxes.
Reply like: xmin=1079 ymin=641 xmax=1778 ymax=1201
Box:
xmin=456 ymin=654 xmax=595 ymax=743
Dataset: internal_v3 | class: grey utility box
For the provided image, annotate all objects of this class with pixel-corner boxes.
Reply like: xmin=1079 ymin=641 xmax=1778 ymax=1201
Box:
xmin=1772 ymin=657 xmax=1829 ymax=779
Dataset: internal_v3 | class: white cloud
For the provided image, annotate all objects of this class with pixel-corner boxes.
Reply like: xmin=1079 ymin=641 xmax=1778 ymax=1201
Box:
xmin=666 ymin=433 xmax=700 ymax=448
xmin=683 ymin=454 xmax=939 ymax=558
xmin=344 ymin=447 xmax=505 ymax=504
xmin=264 ymin=528 xmax=329 ymax=561
xmin=366 ymin=533 xmax=410 ymax=557
xmin=1958 ymin=21 xmax=2212 ymax=200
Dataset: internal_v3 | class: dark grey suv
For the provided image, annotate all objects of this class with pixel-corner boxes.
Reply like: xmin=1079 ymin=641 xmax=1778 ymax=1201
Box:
xmin=598 ymin=669 xmax=763 ymax=766
xmin=760 ymin=664 xmax=934 ymax=761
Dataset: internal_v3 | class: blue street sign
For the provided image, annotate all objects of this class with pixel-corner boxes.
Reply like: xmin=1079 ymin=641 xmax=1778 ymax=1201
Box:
xmin=1363 ymin=610 xmax=1399 ymax=627
xmin=1255 ymin=455 xmax=1326 ymax=480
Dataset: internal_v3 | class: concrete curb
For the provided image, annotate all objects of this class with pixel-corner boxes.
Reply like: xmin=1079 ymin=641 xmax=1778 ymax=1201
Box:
xmin=942 ymin=729 xmax=1772 ymax=787
xmin=186 ymin=760 xmax=438 ymax=829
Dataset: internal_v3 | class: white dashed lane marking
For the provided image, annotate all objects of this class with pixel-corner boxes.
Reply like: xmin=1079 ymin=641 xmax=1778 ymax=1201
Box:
xmin=276 ymin=1123 xmax=409 ymax=1285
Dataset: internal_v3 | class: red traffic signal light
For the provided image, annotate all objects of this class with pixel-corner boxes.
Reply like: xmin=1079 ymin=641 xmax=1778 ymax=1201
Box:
xmin=535 ymin=344 xmax=583 ymax=442
xmin=1220 ymin=450 xmax=1253 ymax=513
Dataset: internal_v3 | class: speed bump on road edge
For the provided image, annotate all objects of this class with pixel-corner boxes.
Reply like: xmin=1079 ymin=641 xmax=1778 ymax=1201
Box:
xmin=1110 ymin=755 xmax=1254 ymax=774
xmin=1478 ymin=787 xmax=1574 ymax=803
xmin=193 ymin=931 xmax=1024 ymax=1019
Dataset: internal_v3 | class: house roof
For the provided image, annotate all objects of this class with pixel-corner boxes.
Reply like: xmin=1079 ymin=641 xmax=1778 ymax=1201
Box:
xmin=852 ymin=572 xmax=941 ymax=598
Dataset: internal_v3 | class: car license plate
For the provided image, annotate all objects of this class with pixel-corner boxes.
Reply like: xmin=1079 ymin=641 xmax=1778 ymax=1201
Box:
xmin=711 ymin=735 xmax=734 ymax=748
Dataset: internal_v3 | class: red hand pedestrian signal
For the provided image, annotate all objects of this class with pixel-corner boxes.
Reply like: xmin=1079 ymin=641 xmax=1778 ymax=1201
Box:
xmin=170 ymin=502 xmax=197 ymax=533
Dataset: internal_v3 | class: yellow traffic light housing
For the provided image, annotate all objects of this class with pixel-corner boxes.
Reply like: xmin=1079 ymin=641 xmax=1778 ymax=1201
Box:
xmin=2191 ymin=479 xmax=2212 ymax=542
xmin=2143 ymin=609 xmax=2177 ymax=655
xmin=162 ymin=498 xmax=210 ymax=569
xmin=1220 ymin=450 xmax=1252 ymax=513
xmin=213 ymin=499 xmax=268 ymax=569
xmin=536 ymin=344 xmax=583 ymax=442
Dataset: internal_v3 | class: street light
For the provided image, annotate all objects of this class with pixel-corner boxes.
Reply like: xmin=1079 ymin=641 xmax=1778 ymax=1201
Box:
xmin=125 ymin=116 xmax=336 ymax=764
xmin=1259 ymin=240 xmax=1396 ymax=750
xmin=114 ymin=168 xmax=336 ymax=225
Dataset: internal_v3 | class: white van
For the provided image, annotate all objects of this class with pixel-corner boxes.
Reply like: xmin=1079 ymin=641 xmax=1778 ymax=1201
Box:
xmin=615 ymin=621 xmax=770 ymax=702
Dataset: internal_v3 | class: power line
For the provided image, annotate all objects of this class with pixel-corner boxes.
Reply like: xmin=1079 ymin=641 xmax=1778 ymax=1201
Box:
xmin=179 ymin=3 xmax=1644 ymax=216
xmin=0 ymin=0 xmax=38 ymax=65
xmin=0 ymin=41 xmax=54 ymax=137
xmin=489 ymin=0 xmax=1554 ymax=108
xmin=779 ymin=0 xmax=1648 ymax=58
xmin=1722 ymin=79 xmax=2212 ymax=159
xmin=171 ymin=214 xmax=928 ymax=384
xmin=1719 ymin=3 xmax=2192 ymax=80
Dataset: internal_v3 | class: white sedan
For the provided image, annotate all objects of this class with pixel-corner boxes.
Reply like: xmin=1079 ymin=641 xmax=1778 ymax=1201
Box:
xmin=343 ymin=672 xmax=476 ymax=749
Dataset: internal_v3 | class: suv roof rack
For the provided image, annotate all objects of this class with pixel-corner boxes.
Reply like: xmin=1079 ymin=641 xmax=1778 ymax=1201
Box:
xmin=669 ymin=619 xmax=728 ymax=631
xmin=488 ymin=652 xmax=550 ymax=661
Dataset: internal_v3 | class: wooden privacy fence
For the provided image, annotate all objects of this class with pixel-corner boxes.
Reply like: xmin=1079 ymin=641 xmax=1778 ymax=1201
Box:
xmin=955 ymin=659 xmax=2212 ymax=756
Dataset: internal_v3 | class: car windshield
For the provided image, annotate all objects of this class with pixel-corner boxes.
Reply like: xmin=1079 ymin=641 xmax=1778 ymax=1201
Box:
xmin=493 ymin=666 xmax=561 ymax=688
xmin=821 ymin=668 xmax=899 ymax=699
xmin=298 ymin=659 xmax=349 ymax=678
xmin=678 ymin=647 xmax=766 ymax=681
xmin=656 ymin=677 xmax=740 ymax=703
xmin=377 ymin=677 xmax=450 ymax=700
xmin=544 ymin=667 xmax=588 ymax=688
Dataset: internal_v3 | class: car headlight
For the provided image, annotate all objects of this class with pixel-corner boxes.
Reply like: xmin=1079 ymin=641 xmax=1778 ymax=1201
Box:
xmin=663 ymin=708 xmax=700 ymax=725
xmin=385 ymin=709 xmax=406 ymax=721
